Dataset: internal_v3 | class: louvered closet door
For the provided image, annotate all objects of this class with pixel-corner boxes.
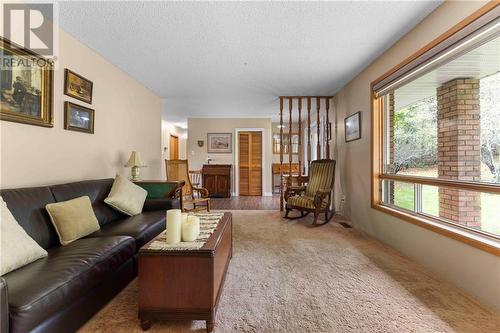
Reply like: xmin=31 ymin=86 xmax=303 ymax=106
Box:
xmin=238 ymin=132 xmax=262 ymax=196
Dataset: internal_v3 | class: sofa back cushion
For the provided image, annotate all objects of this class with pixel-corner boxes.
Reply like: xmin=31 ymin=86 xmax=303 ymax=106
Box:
xmin=50 ymin=179 xmax=124 ymax=226
xmin=0 ymin=186 xmax=58 ymax=250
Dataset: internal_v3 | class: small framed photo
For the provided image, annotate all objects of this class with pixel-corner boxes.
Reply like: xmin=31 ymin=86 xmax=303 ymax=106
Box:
xmin=64 ymin=102 xmax=95 ymax=134
xmin=64 ymin=69 xmax=93 ymax=104
xmin=345 ymin=111 xmax=361 ymax=142
xmin=207 ymin=133 xmax=232 ymax=153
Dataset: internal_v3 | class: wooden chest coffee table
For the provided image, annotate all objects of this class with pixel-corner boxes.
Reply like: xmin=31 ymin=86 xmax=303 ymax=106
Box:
xmin=138 ymin=212 xmax=232 ymax=332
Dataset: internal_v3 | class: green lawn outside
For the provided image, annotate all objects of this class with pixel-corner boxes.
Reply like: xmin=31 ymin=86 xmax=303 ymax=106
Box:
xmin=394 ymin=183 xmax=500 ymax=235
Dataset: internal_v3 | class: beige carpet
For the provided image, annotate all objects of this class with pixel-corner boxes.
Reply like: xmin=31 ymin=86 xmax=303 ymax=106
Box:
xmin=79 ymin=210 xmax=499 ymax=333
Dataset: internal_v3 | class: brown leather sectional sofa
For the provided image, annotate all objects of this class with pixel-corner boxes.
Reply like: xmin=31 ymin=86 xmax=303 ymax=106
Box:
xmin=0 ymin=179 xmax=180 ymax=333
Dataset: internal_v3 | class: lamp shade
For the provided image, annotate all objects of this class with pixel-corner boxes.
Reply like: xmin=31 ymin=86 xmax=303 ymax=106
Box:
xmin=124 ymin=151 xmax=144 ymax=167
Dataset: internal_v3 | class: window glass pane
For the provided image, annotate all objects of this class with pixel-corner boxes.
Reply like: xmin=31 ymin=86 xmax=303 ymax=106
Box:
xmin=385 ymin=36 xmax=500 ymax=185
xmin=382 ymin=180 xmax=414 ymax=211
xmin=421 ymin=185 xmax=439 ymax=216
xmin=420 ymin=184 xmax=500 ymax=237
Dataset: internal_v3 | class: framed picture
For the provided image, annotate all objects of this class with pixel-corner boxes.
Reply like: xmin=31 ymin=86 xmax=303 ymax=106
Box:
xmin=64 ymin=69 xmax=93 ymax=104
xmin=0 ymin=37 xmax=53 ymax=127
xmin=345 ymin=111 xmax=361 ymax=142
xmin=64 ymin=102 xmax=95 ymax=134
xmin=207 ymin=133 xmax=232 ymax=153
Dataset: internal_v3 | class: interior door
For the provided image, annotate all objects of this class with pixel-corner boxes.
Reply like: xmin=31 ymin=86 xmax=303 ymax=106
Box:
xmin=238 ymin=131 xmax=262 ymax=196
xmin=169 ymin=135 xmax=179 ymax=160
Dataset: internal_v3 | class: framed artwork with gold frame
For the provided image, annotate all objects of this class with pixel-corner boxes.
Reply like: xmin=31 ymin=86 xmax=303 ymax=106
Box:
xmin=64 ymin=101 xmax=95 ymax=134
xmin=0 ymin=37 xmax=53 ymax=127
xmin=64 ymin=69 xmax=93 ymax=104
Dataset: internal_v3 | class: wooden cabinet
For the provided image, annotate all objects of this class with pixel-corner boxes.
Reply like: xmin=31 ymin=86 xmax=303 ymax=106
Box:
xmin=202 ymin=164 xmax=231 ymax=198
xmin=272 ymin=163 xmax=300 ymax=194
xmin=138 ymin=213 xmax=232 ymax=332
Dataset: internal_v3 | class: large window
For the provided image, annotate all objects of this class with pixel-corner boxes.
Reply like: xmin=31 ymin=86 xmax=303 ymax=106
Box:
xmin=371 ymin=4 xmax=500 ymax=255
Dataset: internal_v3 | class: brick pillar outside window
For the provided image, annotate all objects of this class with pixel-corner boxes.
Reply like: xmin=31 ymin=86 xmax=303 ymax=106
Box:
xmin=437 ymin=78 xmax=481 ymax=227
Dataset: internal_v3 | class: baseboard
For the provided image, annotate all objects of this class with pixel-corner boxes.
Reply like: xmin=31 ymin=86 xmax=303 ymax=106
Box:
xmin=263 ymin=192 xmax=273 ymax=197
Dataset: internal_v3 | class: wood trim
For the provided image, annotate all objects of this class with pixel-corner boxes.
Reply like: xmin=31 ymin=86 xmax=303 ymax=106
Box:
xmin=373 ymin=204 xmax=500 ymax=257
xmin=372 ymin=1 xmax=500 ymax=87
xmin=371 ymin=90 xmax=384 ymax=207
xmin=371 ymin=2 xmax=500 ymax=256
xmin=379 ymin=174 xmax=500 ymax=195
xmin=279 ymin=95 xmax=333 ymax=99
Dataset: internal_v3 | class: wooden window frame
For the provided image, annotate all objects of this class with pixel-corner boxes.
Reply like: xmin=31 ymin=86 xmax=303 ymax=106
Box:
xmin=371 ymin=2 xmax=500 ymax=257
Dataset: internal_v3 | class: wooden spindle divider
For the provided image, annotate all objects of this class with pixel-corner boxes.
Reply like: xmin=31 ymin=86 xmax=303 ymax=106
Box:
xmin=298 ymin=97 xmax=302 ymax=175
xmin=326 ymin=98 xmax=330 ymax=159
xmin=316 ymin=97 xmax=321 ymax=160
xmin=277 ymin=95 xmax=333 ymax=212
xmin=307 ymin=97 xmax=311 ymax=170
xmin=279 ymin=97 xmax=284 ymax=211
xmin=288 ymin=98 xmax=293 ymax=182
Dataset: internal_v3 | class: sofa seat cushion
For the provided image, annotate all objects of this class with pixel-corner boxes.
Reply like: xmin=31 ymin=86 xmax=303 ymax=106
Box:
xmin=87 ymin=210 xmax=165 ymax=248
xmin=3 ymin=236 xmax=135 ymax=333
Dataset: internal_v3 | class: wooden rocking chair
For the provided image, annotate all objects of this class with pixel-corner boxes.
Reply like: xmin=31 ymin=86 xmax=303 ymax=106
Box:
xmin=165 ymin=159 xmax=211 ymax=212
xmin=284 ymin=159 xmax=336 ymax=226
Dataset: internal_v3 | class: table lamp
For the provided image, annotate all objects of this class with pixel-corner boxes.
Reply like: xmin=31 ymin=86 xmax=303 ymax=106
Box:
xmin=125 ymin=151 xmax=146 ymax=181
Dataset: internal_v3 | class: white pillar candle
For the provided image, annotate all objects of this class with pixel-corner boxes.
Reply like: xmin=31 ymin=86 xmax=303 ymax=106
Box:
xmin=181 ymin=213 xmax=188 ymax=225
xmin=182 ymin=216 xmax=200 ymax=242
xmin=188 ymin=215 xmax=200 ymax=234
xmin=166 ymin=209 xmax=182 ymax=244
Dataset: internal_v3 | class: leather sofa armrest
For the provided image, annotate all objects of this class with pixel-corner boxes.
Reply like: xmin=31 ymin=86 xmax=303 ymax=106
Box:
xmin=143 ymin=198 xmax=180 ymax=212
xmin=0 ymin=277 xmax=8 ymax=333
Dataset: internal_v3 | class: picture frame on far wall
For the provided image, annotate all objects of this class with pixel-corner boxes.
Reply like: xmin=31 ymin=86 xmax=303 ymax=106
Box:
xmin=64 ymin=102 xmax=95 ymax=134
xmin=207 ymin=133 xmax=232 ymax=153
xmin=345 ymin=111 xmax=361 ymax=142
xmin=64 ymin=69 xmax=93 ymax=104
xmin=0 ymin=37 xmax=53 ymax=127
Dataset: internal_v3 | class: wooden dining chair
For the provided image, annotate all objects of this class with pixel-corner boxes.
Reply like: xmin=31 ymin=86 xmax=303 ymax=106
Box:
xmin=165 ymin=159 xmax=211 ymax=212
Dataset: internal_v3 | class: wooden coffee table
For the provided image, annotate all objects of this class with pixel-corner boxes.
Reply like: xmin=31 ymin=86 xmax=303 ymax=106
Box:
xmin=138 ymin=212 xmax=232 ymax=332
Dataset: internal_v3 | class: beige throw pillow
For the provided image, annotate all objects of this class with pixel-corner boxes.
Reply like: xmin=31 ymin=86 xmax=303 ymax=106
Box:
xmin=46 ymin=196 xmax=100 ymax=245
xmin=1 ymin=197 xmax=48 ymax=275
xmin=104 ymin=174 xmax=147 ymax=216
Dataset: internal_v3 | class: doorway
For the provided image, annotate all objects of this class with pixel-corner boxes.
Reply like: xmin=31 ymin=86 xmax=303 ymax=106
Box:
xmin=238 ymin=131 xmax=263 ymax=196
xmin=169 ymin=135 xmax=179 ymax=160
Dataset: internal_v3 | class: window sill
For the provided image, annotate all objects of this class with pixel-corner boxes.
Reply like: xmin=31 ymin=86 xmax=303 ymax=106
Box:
xmin=372 ymin=203 xmax=500 ymax=257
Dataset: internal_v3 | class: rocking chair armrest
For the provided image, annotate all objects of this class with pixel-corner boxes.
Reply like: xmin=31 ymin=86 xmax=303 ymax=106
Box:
xmin=193 ymin=187 xmax=209 ymax=198
xmin=313 ymin=189 xmax=331 ymax=207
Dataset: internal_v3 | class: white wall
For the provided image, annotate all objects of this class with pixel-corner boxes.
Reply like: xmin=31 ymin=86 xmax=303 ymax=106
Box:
xmin=332 ymin=1 xmax=500 ymax=310
xmin=0 ymin=29 xmax=162 ymax=188
xmin=187 ymin=118 xmax=273 ymax=195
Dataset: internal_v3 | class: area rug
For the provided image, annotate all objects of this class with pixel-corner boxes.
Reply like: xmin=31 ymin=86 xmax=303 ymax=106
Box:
xmin=78 ymin=210 xmax=499 ymax=333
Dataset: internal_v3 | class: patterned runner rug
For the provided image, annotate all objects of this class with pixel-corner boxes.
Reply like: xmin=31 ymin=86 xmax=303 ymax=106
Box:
xmin=146 ymin=212 xmax=225 ymax=251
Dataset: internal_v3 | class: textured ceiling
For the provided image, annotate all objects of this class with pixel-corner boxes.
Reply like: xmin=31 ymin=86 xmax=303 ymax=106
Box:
xmin=58 ymin=1 xmax=442 ymax=124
